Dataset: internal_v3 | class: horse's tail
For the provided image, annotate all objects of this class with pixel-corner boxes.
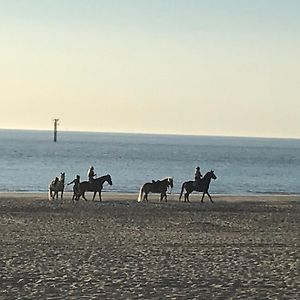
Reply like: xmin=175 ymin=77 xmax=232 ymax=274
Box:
xmin=179 ymin=182 xmax=185 ymax=201
xmin=48 ymin=184 xmax=53 ymax=200
xmin=137 ymin=185 xmax=144 ymax=202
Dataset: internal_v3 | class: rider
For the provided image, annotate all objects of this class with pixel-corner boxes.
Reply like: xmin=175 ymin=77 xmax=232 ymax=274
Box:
xmin=194 ymin=166 xmax=202 ymax=187
xmin=87 ymin=166 xmax=97 ymax=183
xmin=67 ymin=175 xmax=80 ymax=200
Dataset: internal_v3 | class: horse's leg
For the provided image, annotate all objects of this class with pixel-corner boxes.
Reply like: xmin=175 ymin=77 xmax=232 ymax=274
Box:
xmin=61 ymin=189 xmax=64 ymax=200
xmin=144 ymin=192 xmax=148 ymax=201
xmin=92 ymin=192 xmax=96 ymax=201
xmin=187 ymin=192 xmax=190 ymax=202
xmin=75 ymin=192 xmax=81 ymax=201
xmin=159 ymin=193 xmax=166 ymax=202
xmin=207 ymin=192 xmax=214 ymax=203
xmin=99 ymin=191 xmax=102 ymax=202
xmin=164 ymin=192 xmax=167 ymax=202
xmin=76 ymin=188 xmax=82 ymax=201
xmin=201 ymin=192 xmax=205 ymax=203
xmin=82 ymin=192 xmax=87 ymax=201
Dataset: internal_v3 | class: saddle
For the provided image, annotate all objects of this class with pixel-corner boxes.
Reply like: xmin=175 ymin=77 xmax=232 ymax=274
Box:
xmin=52 ymin=178 xmax=59 ymax=187
xmin=152 ymin=180 xmax=161 ymax=184
xmin=89 ymin=181 xmax=95 ymax=188
xmin=193 ymin=180 xmax=202 ymax=190
xmin=151 ymin=180 xmax=162 ymax=193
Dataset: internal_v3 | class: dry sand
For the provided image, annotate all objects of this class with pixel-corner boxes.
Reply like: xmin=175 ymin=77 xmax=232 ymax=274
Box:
xmin=0 ymin=192 xmax=299 ymax=299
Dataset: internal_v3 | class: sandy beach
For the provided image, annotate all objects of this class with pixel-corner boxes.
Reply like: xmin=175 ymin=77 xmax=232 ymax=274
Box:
xmin=0 ymin=192 xmax=299 ymax=299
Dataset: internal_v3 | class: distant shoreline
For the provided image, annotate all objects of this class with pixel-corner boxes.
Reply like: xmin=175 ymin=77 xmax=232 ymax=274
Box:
xmin=1 ymin=127 xmax=300 ymax=141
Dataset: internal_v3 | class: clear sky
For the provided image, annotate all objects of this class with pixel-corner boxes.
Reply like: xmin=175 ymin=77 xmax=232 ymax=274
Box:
xmin=1 ymin=0 xmax=299 ymax=138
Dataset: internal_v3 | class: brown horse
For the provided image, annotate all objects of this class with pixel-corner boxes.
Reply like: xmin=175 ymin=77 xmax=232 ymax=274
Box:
xmin=179 ymin=171 xmax=217 ymax=203
xmin=137 ymin=177 xmax=173 ymax=202
xmin=75 ymin=174 xmax=112 ymax=201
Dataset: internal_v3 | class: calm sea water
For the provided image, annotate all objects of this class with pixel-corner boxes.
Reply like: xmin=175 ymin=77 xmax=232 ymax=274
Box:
xmin=0 ymin=129 xmax=299 ymax=195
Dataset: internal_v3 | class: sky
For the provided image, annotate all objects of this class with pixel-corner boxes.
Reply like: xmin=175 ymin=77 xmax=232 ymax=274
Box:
xmin=0 ymin=0 xmax=299 ymax=138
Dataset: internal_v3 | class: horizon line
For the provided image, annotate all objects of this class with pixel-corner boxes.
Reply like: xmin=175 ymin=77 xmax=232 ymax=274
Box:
xmin=0 ymin=126 xmax=299 ymax=141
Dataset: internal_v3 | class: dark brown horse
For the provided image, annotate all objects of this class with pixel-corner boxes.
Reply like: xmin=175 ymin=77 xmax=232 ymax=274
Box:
xmin=75 ymin=174 xmax=112 ymax=201
xmin=179 ymin=171 xmax=217 ymax=203
xmin=138 ymin=177 xmax=173 ymax=202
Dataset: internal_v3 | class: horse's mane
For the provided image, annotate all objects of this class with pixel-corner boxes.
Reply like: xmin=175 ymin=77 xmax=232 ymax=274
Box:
xmin=94 ymin=174 xmax=111 ymax=180
xmin=203 ymin=171 xmax=214 ymax=180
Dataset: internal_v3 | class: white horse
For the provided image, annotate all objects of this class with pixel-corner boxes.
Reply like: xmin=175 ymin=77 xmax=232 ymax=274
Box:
xmin=48 ymin=172 xmax=65 ymax=200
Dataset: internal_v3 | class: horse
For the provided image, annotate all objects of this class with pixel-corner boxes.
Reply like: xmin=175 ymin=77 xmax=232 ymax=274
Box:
xmin=75 ymin=174 xmax=113 ymax=201
xmin=179 ymin=171 xmax=217 ymax=203
xmin=48 ymin=172 xmax=65 ymax=200
xmin=138 ymin=177 xmax=173 ymax=202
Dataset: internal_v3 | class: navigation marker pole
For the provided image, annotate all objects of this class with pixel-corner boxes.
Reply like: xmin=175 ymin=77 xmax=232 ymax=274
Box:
xmin=53 ymin=118 xmax=59 ymax=142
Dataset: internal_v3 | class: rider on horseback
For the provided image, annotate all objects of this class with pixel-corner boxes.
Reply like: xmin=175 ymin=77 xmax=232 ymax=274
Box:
xmin=87 ymin=166 xmax=97 ymax=183
xmin=194 ymin=166 xmax=202 ymax=188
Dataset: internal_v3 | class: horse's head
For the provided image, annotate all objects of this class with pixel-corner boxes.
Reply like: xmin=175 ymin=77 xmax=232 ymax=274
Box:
xmin=203 ymin=170 xmax=217 ymax=181
xmin=60 ymin=172 xmax=65 ymax=181
xmin=210 ymin=170 xmax=217 ymax=180
xmin=163 ymin=177 xmax=173 ymax=188
xmin=106 ymin=174 xmax=113 ymax=185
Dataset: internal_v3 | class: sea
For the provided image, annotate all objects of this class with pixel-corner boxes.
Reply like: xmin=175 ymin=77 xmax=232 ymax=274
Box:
xmin=0 ymin=129 xmax=299 ymax=195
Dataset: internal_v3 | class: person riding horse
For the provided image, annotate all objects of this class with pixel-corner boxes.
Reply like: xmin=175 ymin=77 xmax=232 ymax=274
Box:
xmin=194 ymin=166 xmax=202 ymax=188
xmin=87 ymin=166 xmax=97 ymax=183
xmin=76 ymin=174 xmax=113 ymax=201
xmin=180 ymin=170 xmax=217 ymax=203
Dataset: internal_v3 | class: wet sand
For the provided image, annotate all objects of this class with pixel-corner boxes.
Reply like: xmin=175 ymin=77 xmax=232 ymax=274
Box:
xmin=0 ymin=193 xmax=299 ymax=299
